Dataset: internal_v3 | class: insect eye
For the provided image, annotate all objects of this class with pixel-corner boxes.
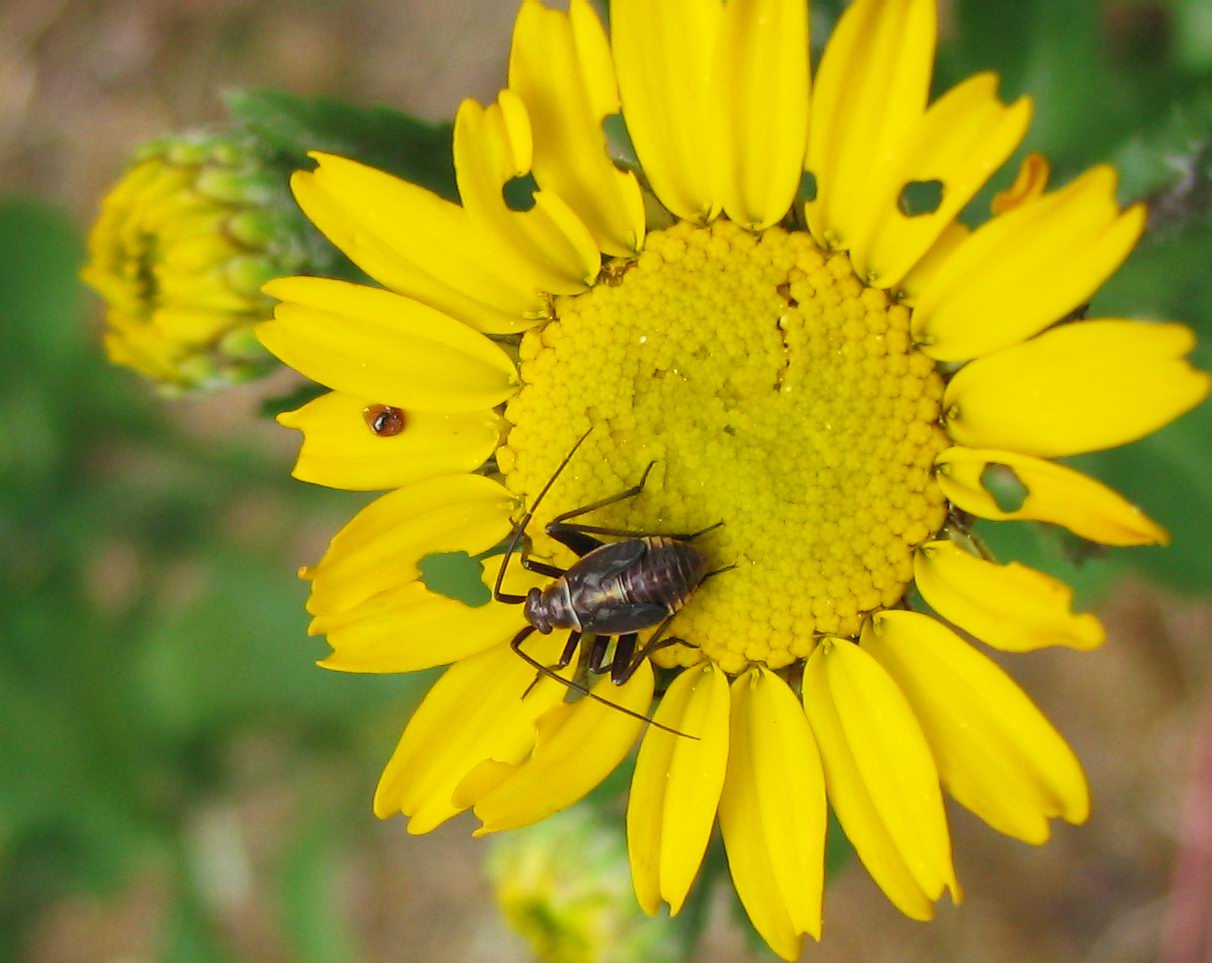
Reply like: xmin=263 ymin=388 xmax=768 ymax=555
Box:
xmin=362 ymin=404 xmax=406 ymax=437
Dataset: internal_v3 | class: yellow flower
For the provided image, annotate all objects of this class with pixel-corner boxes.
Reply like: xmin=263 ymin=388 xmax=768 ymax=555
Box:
xmin=83 ymin=134 xmax=312 ymax=392
xmin=487 ymin=809 xmax=685 ymax=963
xmin=257 ymin=0 xmax=1210 ymax=958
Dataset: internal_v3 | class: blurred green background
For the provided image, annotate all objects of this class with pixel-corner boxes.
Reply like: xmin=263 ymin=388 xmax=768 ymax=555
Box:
xmin=2 ymin=0 xmax=1212 ymax=961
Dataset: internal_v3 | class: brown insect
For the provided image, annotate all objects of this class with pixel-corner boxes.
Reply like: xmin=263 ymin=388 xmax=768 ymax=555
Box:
xmin=492 ymin=429 xmax=731 ymax=735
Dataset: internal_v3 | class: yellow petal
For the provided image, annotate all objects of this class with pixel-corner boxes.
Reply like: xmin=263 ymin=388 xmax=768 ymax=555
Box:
xmin=311 ymin=563 xmax=543 ymax=673
xmin=258 ymin=278 xmax=519 ymax=414
xmin=850 ymin=74 xmax=1032 ymax=288
xmin=944 ymin=320 xmax=1211 ymax=457
xmin=464 ymin=661 xmax=655 ymax=833
xmin=293 ymin=155 xmax=546 ymax=334
xmin=454 ymin=92 xmax=601 ymax=293
xmin=277 ymin=390 xmax=501 ymax=492
xmin=611 ymin=0 xmax=724 ymax=222
xmin=373 ymin=633 xmax=574 ymax=833
xmin=508 ymin=0 xmax=645 ymax=255
xmin=152 ymin=307 xmax=236 ymax=344
xmin=802 ymin=639 xmax=958 ymax=921
xmin=713 ymin=0 xmax=810 ymax=230
xmin=914 ymin=541 xmax=1104 ymax=652
xmin=719 ymin=668 xmax=825 ymax=960
xmin=628 ymin=663 xmax=730 ymax=916
xmin=935 ymin=446 xmax=1168 ymax=546
xmin=720 ymin=677 xmax=797 ymax=960
xmin=303 ymin=473 xmax=516 ymax=617
xmin=805 ymin=0 xmax=936 ymax=250
xmin=898 ymin=220 xmax=970 ymax=295
xmin=991 ymin=151 xmax=1050 ymax=214
xmin=863 ymin=611 xmax=1090 ymax=843
xmin=104 ymin=331 xmax=180 ymax=383
xmin=906 ymin=167 xmax=1147 ymax=361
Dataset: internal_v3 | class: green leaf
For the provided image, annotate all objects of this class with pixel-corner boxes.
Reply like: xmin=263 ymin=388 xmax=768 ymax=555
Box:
xmin=938 ymin=0 xmax=1037 ymax=96
xmin=259 ymin=381 xmax=328 ymax=420
xmin=808 ymin=0 xmax=845 ymax=60
xmin=0 ymin=646 xmax=160 ymax=891
xmin=973 ymin=517 xmax=1116 ymax=611
xmin=945 ymin=0 xmax=1110 ymax=138
xmin=943 ymin=0 xmax=1192 ymax=180
xmin=1096 ymin=217 xmax=1212 ymax=340
xmin=225 ymin=89 xmax=457 ymax=200
xmin=162 ymin=882 xmax=243 ymax=963
xmin=1112 ymin=91 xmax=1212 ymax=224
xmin=277 ymin=820 xmax=359 ymax=963
xmin=1175 ymin=0 xmax=1212 ymax=72
xmin=824 ymin=810 xmax=853 ymax=880
xmin=1073 ymin=402 xmax=1212 ymax=594
xmin=0 ymin=199 xmax=86 ymax=375
xmin=1086 ymin=149 xmax=1212 ymax=594
xmin=132 ymin=551 xmax=414 ymax=740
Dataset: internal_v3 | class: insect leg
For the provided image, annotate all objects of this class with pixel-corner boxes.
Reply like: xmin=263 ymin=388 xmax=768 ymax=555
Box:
xmin=610 ymin=633 xmax=638 ymax=685
xmin=617 ymin=614 xmax=702 ymax=683
xmin=509 ymin=625 xmax=697 ymax=739
xmin=493 ymin=582 xmax=530 ymax=605
xmin=555 ymin=630 xmax=581 ymax=669
xmin=642 ymin=635 xmax=698 ymax=659
xmin=548 ymin=460 xmax=656 ymax=525
xmin=586 ymin=634 xmax=613 ymax=674
xmin=493 ymin=542 xmax=531 ymax=604
xmin=547 ymin=526 xmax=604 ymax=559
xmin=519 ymin=553 xmax=565 ymax=579
xmin=550 ymin=470 xmax=729 ymax=542
xmin=493 ymin=427 xmax=594 ymax=604
xmin=544 ymin=462 xmax=659 ymax=551
xmin=521 ymin=629 xmax=581 ymax=698
xmin=685 ymin=520 xmax=725 ymax=541
xmin=549 ymin=516 xmax=727 ymax=544
xmin=552 ymin=520 xmax=718 ymax=541
xmin=513 ymin=624 xmax=581 ymax=698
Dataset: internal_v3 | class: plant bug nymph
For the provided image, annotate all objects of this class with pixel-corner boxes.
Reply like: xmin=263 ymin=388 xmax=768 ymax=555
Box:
xmin=492 ymin=429 xmax=731 ymax=738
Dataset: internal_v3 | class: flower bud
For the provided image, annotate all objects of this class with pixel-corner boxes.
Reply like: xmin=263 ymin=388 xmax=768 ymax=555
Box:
xmin=82 ymin=133 xmax=316 ymax=392
xmin=486 ymin=809 xmax=686 ymax=963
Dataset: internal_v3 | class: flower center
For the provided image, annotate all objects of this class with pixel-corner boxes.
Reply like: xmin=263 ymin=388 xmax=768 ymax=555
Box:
xmin=500 ymin=220 xmax=948 ymax=675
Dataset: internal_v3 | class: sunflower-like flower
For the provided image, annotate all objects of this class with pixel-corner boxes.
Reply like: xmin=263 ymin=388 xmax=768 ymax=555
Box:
xmin=256 ymin=0 xmax=1210 ymax=958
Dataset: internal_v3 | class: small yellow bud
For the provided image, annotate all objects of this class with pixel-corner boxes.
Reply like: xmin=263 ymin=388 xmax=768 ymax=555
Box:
xmin=487 ymin=809 xmax=685 ymax=963
xmin=82 ymin=133 xmax=312 ymax=392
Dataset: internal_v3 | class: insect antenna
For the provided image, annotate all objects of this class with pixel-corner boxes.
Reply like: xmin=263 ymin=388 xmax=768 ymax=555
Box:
xmin=493 ymin=426 xmax=594 ymax=601
xmin=511 ymin=625 xmax=698 ymax=740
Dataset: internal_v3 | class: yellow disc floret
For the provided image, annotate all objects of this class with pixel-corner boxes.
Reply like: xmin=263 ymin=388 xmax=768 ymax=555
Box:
xmin=501 ymin=220 xmax=948 ymax=675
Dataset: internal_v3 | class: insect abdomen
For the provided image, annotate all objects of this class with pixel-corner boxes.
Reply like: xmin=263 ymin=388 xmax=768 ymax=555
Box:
xmin=559 ymin=536 xmax=711 ymax=636
xmin=618 ymin=537 xmax=708 ymax=613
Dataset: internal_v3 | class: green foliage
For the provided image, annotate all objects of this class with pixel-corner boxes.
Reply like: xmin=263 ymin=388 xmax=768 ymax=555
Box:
xmin=1113 ymin=93 xmax=1212 ymax=220
xmin=259 ymin=381 xmax=329 ymax=420
xmin=225 ymin=89 xmax=457 ymax=201
xmin=1074 ymin=405 xmax=1212 ymax=594
xmin=0 ymin=198 xmax=421 ymax=961
xmin=1084 ymin=152 xmax=1212 ymax=594
xmin=941 ymin=0 xmax=1190 ymax=171
xmin=277 ymin=818 xmax=359 ymax=963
